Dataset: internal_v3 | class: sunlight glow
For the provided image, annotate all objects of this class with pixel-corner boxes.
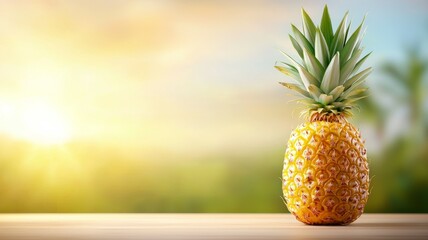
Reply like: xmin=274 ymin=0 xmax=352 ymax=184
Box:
xmin=21 ymin=103 xmax=71 ymax=145
xmin=1 ymin=101 xmax=72 ymax=145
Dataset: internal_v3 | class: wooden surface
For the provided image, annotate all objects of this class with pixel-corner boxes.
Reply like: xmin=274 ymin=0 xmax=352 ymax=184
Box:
xmin=0 ymin=214 xmax=427 ymax=240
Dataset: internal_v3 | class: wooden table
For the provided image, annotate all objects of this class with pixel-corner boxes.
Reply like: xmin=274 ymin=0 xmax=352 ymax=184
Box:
xmin=0 ymin=214 xmax=427 ymax=240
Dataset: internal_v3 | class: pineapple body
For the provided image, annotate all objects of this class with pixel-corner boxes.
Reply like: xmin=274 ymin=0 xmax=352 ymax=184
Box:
xmin=276 ymin=6 xmax=372 ymax=225
xmin=282 ymin=117 xmax=369 ymax=225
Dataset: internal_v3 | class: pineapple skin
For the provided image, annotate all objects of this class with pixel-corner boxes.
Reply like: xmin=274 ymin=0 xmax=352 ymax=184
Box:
xmin=282 ymin=119 xmax=369 ymax=225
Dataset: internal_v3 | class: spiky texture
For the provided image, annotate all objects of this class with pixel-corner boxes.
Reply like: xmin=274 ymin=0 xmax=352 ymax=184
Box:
xmin=275 ymin=6 xmax=372 ymax=117
xmin=282 ymin=117 xmax=370 ymax=225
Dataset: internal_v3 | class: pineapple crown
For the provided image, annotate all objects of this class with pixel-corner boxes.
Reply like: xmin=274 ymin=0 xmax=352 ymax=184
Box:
xmin=275 ymin=5 xmax=372 ymax=117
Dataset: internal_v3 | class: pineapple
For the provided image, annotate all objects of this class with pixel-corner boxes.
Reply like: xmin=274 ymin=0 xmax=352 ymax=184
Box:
xmin=276 ymin=6 xmax=372 ymax=225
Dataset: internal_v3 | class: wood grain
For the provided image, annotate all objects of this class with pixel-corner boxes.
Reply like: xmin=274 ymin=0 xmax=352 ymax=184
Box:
xmin=0 ymin=214 xmax=427 ymax=240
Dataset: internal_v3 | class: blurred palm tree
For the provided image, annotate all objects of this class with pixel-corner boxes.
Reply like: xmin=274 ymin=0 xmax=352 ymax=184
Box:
xmin=382 ymin=48 xmax=428 ymax=141
xmin=360 ymin=48 xmax=428 ymax=212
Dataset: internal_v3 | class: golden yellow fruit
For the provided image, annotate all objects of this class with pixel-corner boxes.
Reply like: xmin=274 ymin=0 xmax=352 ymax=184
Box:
xmin=282 ymin=115 xmax=369 ymax=225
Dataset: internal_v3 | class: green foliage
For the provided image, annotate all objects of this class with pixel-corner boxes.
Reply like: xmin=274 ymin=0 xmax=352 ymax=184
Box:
xmin=360 ymin=48 xmax=428 ymax=212
xmin=276 ymin=5 xmax=372 ymax=116
xmin=0 ymin=138 xmax=285 ymax=213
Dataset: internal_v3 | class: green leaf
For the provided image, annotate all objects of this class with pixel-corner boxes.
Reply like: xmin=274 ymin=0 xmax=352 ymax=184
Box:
xmin=329 ymin=85 xmax=345 ymax=101
xmin=279 ymin=51 xmax=306 ymax=79
xmin=340 ymin=48 xmax=363 ymax=84
xmin=291 ymin=24 xmax=314 ymax=54
xmin=277 ymin=62 xmax=305 ymax=86
xmin=301 ymin=8 xmax=317 ymax=44
xmin=279 ymin=82 xmax=311 ymax=98
xmin=297 ymin=98 xmax=317 ymax=104
xmin=344 ymin=67 xmax=372 ymax=89
xmin=280 ymin=50 xmax=301 ymax=68
xmin=319 ymin=94 xmax=334 ymax=105
xmin=315 ymin=29 xmax=330 ymax=67
xmin=341 ymin=18 xmax=365 ymax=63
xmin=296 ymin=64 xmax=319 ymax=90
xmin=352 ymin=52 xmax=372 ymax=75
xmin=303 ymin=48 xmax=325 ymax=80
xmin=298 ymin=99 xmax=321 ymax=110
xmin=278 ymin=54 xmax=308 ymax=88
xmin=275 ymin=65 xmax=300 ymax=82
xmin=289 ymin=35 xmax=303 ymax=59
xmin=308 ymin=84 xmax=323 ymax=100
xmin=281 ymin=62 xmax=299 ymax=71
xmin=329 ymin=104 xmax=335 ymax=109
xmin=330 ymin=12 xmax=348 ymax=55
xmin=344 ymin=21 xmax=351 ymax=43
xmin=342 ymin=87 xmax=368 ymax=99
xmin=342 ymin=95 xmax=368 ymax=104
xmin=351 ymin=27 xmax=366 ymax=56
xmin=332 ymin=101 xmax=346 ymax=108
xmin=320 ymin=53 xmax=340 ymax=93
xmin=320 ymin=5 xmax=333 ymax=44
xmin=344 ymin=77 xmax=367 ymax=95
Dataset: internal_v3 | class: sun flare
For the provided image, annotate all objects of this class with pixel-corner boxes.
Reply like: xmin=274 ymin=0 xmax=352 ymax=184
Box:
xmin=1 ymin=101 xmax=72 ymax=145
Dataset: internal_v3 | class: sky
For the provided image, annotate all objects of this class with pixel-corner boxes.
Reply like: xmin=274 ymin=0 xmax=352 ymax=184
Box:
xmin=0 ymin=0 xmax=426 ymax=156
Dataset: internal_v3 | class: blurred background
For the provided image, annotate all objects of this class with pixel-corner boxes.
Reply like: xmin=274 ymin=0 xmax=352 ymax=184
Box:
xmin=0 ymin=0 xmax=427 ymax=213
